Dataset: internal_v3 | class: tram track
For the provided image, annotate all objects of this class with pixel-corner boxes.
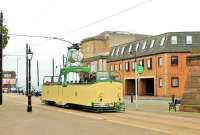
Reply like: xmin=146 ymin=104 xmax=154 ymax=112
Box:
xmin=102 ymin=112 xmax=200 ymax=135
xmin=5 ymin=94 xmax=200 ymax=135
xmin=108 ymin=111 xmax=200 ymax=130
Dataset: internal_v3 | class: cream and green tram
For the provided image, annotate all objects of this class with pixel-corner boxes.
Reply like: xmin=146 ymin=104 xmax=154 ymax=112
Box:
xmin=41 ymin=66 xmax=125 ymax=112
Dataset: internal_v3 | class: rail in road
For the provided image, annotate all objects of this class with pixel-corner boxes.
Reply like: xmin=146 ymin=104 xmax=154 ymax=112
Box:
xmin=5 ymin=94 xmax=200 ymax=135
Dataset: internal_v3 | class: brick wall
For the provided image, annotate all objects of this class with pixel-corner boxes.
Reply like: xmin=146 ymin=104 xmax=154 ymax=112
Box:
xmin=108 ymin=52 xmax=190 ymax=97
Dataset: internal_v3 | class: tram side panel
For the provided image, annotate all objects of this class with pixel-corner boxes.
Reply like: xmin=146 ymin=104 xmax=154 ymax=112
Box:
xmin=60 ymin=82 xmax=123 ymax=107
xmin=42 ymin=82 xmax=123 ymax=108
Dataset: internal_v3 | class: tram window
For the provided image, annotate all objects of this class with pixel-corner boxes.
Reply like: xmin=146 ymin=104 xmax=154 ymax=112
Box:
xmin=43 ymin=76 xmax=59 ymax=85
xmin=67 ymin=72 xmax=80 ymax=84
xmin=96 ymin=72 xmax=110 ymax=81
xmin=43 ymin=77 xmax=52 ymax=85
xmin=53 ymin=76 xmax=59 ymax=83
xmin=60 ymin=75 xmax=65 ymax=84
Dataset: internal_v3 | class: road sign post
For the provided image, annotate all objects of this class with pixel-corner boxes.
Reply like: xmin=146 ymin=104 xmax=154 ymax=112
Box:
xmin=135 ymin=65 xmax=144 ymax=109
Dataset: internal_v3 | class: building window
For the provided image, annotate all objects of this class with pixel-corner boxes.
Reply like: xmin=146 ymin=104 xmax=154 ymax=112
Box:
xmin=159 ymin=78 xmax=163 ymax=88
xmin=139 ymin=59 xmax=144 ymax=67
xmin=114 ymin=64 xmax=118 ymax=71
xmin=125 ymin=62 xmax=129 ymax=71
xmin=132 ymin=61 xmax=136 ymax=70
xmin=160 ymin=37 xmax=165 ymax=46
xmin=171 ymin=36 xmax=177 ymax=44
xmin=186 ymin=35 xmax=192 ymax=44
xmin=98 ymin=59 xmax=103 ymax=71
xmin=110 ymin=65 xmax=113 ymax=71
xmin=91 ymin=61 xmax=97 ymax=72
xmin=119 ymin=63 xmax=123 ymax=71
xmin=87 ymin=46 xmax=90 ymax=53
xmin=150 ymin=40 xmax=155 ymax=48
xmin=121 ymin=46 xmax=125 ymax=55
xmin=142 ymin=41 xmax=147 ymax=50
xmin=171 ymin=77 xmax=179 ymax=87
xmin=128 ymin=44 xmax=132 ymax=54
xmin=111 ymin=48 xmax=115 ymax=56
xmin=171 ymin=56 xmax=178 ymax=66
xmin=136 ymin=42 xmax=139 ymax=51
xmin=158 ymin=57 xmax=163 ymax=67
xmin=115 ymin=47 xmax=120 ymax=55
xmin=147 ymin=58 xmax=152 ymax=69
xmin=3 ymin=74 xmax=12 ymax=78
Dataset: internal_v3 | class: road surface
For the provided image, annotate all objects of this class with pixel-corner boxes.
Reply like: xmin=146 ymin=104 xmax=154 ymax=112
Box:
xmin=0 ymin=94 xmax=200 ymax=135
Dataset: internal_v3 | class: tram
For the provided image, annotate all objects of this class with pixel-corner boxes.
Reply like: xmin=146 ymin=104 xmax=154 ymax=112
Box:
xmin=41 ymin=44 xmax=125 ymax=112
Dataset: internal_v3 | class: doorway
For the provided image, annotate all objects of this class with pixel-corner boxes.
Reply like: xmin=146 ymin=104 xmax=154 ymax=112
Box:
xmin=125 ymin=79 xmax=135 ymax=95
xmin=144 ymin=78 xmax=154 ymax=96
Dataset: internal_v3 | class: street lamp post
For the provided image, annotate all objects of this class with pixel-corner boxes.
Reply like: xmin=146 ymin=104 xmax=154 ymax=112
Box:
xmin=16 ymin=57 xmax=19 ymax=92
xmin=0 ymin=11 xmax=3 ymax=105
xmin=62 ymin=54 xmax=68 ymax=67
xmin=26 ymin=44 xmax=28 ymax=96
xmin=27 ymin=46 xmax=33 ymax=112
xmin=131 ymin=48 xmax=139 ymax=109
xmin=37 ymin=60 xmax=39 ymax=92
xmin=135 ymin=57 xmax=138 ymax=109
xmin=131 ymin=49 xmax=137 ymax=103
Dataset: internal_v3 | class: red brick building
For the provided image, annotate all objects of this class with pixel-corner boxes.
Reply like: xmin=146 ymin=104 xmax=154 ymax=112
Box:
xmin=107 ymin=32 xmax=200 ymax=97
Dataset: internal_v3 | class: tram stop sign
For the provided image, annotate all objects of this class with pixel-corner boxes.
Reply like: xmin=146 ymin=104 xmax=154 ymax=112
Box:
xmin=136 ymin=65 xmax=144 ymax=74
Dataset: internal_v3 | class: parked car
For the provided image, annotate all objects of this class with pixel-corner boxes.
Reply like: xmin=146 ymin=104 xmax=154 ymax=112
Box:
xmin=2 ymin=88 xmax=9 ymax=93
xmin=18 ymin=87 xmax=25 ymax=94
xmin=11 ymin=87 xmax=17 ymax=93
xmin=33 ymin=91 xmax=41 ymax=96
xmin=20 ymin=86 xmax=41 ymax=96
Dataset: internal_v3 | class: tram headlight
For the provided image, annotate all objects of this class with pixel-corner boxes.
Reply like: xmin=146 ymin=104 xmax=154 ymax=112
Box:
xmin=100 ymin=98 xmax=103 ymax=102
xmin=98 ymin=93 xmax=103 ymax=102
xmin=117 ymin=93 xmax=122 ymax=101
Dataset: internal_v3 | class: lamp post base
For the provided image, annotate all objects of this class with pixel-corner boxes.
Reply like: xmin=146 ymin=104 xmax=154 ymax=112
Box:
xmin=131 ymin=95 xmax=134 ymax=103
xmin=27 ymin=106 xmax=32 ymax=112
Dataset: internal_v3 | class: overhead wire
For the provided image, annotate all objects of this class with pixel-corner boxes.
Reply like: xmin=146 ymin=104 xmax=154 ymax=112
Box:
xmin=9 ymin=34 xmax=52 ymax=39
xmin=8 ymin=0 xmax=152 ymax=54
xmin=58 ymin=0 xmax=152 ymax=38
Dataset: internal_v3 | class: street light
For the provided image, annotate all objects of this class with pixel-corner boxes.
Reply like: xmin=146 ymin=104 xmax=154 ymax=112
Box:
xmin=27 ymin=49 xmax=33 ymax=60
xmin=27 ymin=46 xmax=33 ymax=112
xmin=0 ymin=11 xmax=3 ymax=105
xmin=130 ymin=48 xmax=137 ymax=103
xmin=131 ymin=46 xmax=139 ymax=109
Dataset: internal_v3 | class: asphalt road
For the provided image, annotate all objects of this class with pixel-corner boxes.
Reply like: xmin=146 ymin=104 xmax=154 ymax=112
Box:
xmin=1 ymin=94 xmax=200 ymax=135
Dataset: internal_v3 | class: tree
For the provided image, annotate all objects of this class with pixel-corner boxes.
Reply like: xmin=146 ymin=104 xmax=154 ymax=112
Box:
xmin=0 ymin=25 xmax=9 ymax=48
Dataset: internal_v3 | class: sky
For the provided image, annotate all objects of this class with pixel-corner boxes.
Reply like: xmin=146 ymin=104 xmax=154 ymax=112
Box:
xmin=1 ymin=0 xmax=200 ymax=89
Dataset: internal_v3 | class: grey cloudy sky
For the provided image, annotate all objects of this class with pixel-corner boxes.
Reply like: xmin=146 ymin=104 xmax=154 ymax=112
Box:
xmin=1 ymin=0 xmax=200 ymax=88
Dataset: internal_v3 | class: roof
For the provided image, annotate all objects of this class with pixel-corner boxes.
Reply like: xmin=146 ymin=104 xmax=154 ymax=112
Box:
xmin=83 ymin=55 xmax=108 ymax=62
xmin=81 ymin=31 xmax=150 ymax=44
xmin=107 ymin=31 xmax=200 ymax=62
xmin=60 ymin=66 xmax=91 ymax=75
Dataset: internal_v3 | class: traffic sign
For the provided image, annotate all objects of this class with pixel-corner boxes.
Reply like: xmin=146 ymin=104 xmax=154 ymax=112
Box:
xmin=136 ymin=65 xmax=144 ymax=74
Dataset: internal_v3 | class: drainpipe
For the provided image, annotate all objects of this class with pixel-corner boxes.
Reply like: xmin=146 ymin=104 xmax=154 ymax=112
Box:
xmin=164 ymin=53 xmax=168 ymax=96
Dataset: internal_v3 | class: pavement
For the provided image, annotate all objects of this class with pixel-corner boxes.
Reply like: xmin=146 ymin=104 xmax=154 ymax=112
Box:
xmin=124 ymin=96 xmax=200 ymax=119
xmin=0 ymin=94 xmax=200 ymax=135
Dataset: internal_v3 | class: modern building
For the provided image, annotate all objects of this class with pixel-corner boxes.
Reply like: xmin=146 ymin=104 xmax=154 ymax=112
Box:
xmin=81 ymin=31 xmax=149 ymax=72
xmin=107 ymin=32 xmax=200 ymax=97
